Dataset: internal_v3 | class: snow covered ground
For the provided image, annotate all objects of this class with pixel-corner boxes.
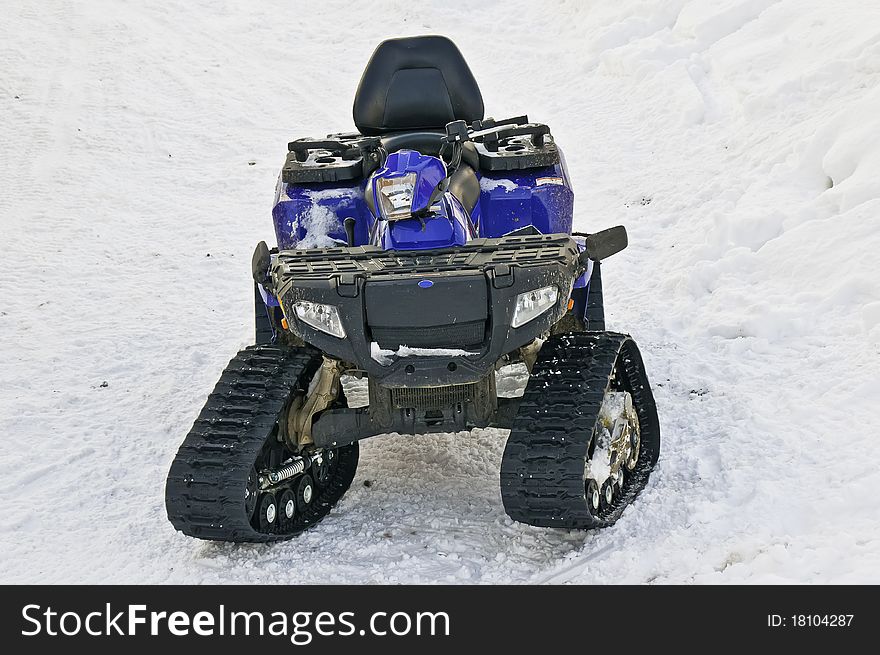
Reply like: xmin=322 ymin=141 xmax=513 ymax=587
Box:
xmin=2 ymin=0 xmax=879 ymax=584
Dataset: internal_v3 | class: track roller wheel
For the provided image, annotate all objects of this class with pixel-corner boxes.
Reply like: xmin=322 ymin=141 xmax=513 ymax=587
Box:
xmin=296 ymin=474 xmax=315 ymax=513
xmin=258 ymin=493 xmax=278 ymax=532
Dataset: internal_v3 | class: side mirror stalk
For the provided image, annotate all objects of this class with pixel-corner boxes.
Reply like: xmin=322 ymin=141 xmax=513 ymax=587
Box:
xmin=577 ymin=225 xmax=628 ymax=268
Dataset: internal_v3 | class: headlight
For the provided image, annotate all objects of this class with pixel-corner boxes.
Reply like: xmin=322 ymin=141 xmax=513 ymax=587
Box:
xmin=293 ymin=301 xmax=346 ymax=338
xmin=511 ymin=285 xmax=559 ymax=328
xmin=375 ymin=172 xmax=417 ymax=219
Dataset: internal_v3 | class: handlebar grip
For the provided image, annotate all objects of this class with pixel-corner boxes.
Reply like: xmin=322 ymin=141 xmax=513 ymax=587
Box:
xmin=444 ymin=120 xmax=470 ymax=143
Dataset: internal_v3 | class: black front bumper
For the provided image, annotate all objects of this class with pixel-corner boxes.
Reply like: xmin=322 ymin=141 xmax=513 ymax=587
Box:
xmin=268 ymin=234 xmax=583 ymax=387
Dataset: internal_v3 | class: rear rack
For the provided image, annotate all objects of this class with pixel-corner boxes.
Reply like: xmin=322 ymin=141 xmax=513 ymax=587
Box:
xmin=282 ymin=133 xmax=382 ymax=184
xmin=281 ymin=115 xmax=561 ymax=184
xmin=473 ymin=126 xmax=559 ymax=171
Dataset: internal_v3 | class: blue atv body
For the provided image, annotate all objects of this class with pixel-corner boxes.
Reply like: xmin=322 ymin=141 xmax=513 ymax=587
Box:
xmin=165 ymin=36 xmax=660 ymax=543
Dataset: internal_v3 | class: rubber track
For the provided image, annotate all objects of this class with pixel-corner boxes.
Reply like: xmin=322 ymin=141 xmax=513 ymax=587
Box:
xmin=165 ymin=345 xmax=358 ymax=543
xmin=500 ymin=332 xmax=660 ymax=529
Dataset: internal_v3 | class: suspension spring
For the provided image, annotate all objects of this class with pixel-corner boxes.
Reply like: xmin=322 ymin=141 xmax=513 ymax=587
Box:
xmin=260 ymin=454 xmax=314 ymax=489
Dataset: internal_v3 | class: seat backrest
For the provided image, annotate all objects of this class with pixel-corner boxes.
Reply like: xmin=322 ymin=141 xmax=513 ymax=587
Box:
xmin=353 ymin=35 xmax=484 ymax=136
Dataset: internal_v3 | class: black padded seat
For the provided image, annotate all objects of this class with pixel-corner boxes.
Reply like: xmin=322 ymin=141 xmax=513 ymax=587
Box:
xmin=353 ymin=36 xmax=484 ymax=135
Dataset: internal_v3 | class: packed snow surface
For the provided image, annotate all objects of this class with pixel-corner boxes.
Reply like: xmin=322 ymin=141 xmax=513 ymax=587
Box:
xmin=2 ymin=0 xmax=879 ymax=584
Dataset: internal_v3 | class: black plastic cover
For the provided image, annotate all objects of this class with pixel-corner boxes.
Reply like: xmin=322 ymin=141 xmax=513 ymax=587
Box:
xmin=365 ymin=271 xmax=488 ymax=348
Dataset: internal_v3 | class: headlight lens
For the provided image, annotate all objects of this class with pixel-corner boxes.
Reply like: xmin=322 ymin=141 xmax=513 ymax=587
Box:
xmin=376 ymin=172 xmax=417 ymax=219
xmin=511 ymin=285 xmax=559 ymax=328
xmin=293 ymin=301 xmax=346 ymax=338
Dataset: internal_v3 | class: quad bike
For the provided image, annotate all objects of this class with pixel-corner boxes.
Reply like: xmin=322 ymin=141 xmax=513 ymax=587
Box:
xmin=165 ymin=35 xmax=660 ymax=542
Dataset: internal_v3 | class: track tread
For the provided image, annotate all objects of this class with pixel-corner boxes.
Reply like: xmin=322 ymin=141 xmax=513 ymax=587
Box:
xmin=165 ymin=345 xmax=358 ymax=543
xmin=500 ymin=331 xmax=659 ymax=529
